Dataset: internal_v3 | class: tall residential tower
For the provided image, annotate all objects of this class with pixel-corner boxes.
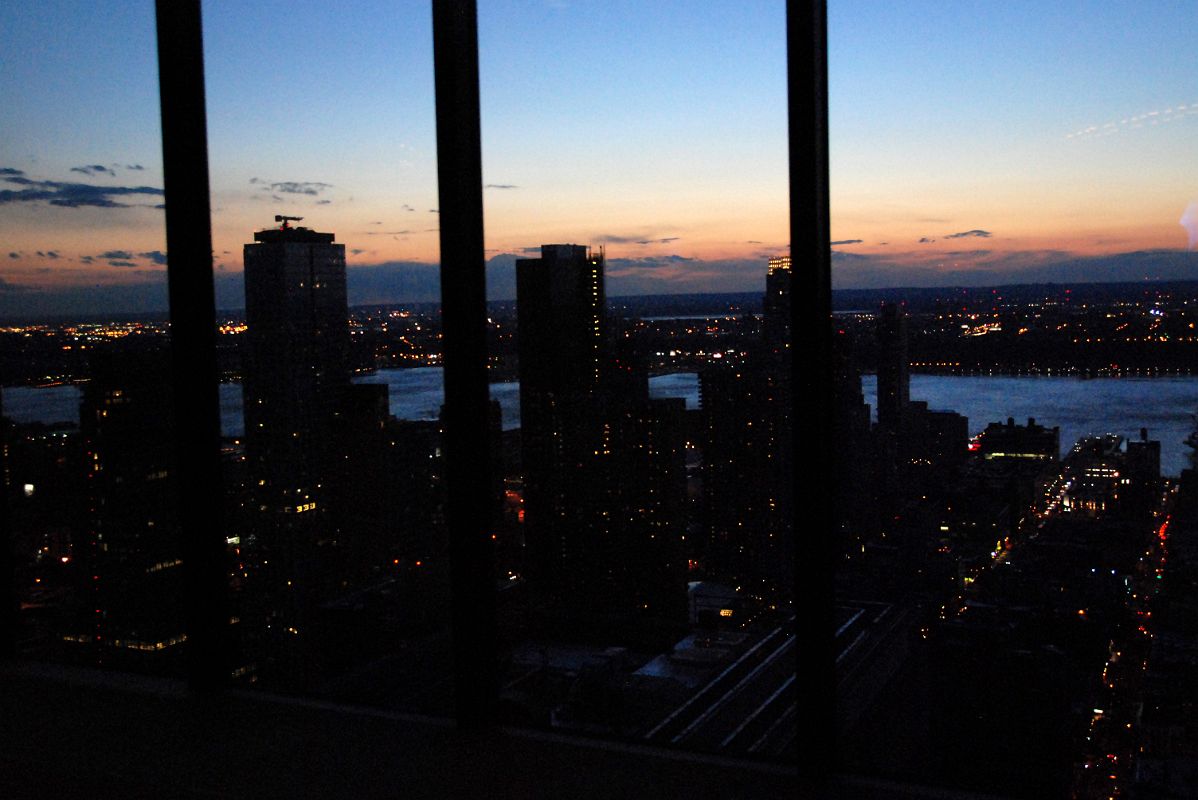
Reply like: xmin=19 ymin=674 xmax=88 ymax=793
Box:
xmin=242 ymin=219 xmax=350 ymax=521
xmin=876 ymin=302 xmax=910 ymax=433
xmin=516 ymin=245 xmax=686 ymax=623
xmin=763 ymin=255 xmax=791 ymax=355
xmin=516 ymin=245 xmax=606 ymax=605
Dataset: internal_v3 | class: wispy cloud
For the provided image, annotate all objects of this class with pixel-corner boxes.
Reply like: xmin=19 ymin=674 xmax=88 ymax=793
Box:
xmin=78 ymin=249 xmax=167 ymax=268
xmin=607 ymin=254 xmax=698 ymax=269
xmin=0 ymin=169 xmax=163 ymax=208
xmin=269 ymin=181 xmax=331 ymax=195
xmin=944 ymin=229 xmax=992 ymax=239
xmin=1067 ymin=102 xmax=1198 ymax=140
xmin=484 ymin=184 xmax=518 ymax=190
xmin=831 ymin=247 xmax=1198 ymax=290
xmin=596 ymin=233 xmax=680 ymax=245
xmin=831 ymin=239 xmax=863 ymax=246
xmin=70 ymin=164 xmax=114 ymax=177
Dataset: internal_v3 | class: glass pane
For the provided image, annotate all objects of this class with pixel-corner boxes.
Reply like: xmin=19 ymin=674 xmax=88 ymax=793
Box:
xmin=198 ymin=0 xmax=450 ymax=706
xmin=478 ymin=1 xmax=794 ymax=758
xmin=1 ymin=2 xmax=181 ymax=673
xmin=831 ymin=2 xmax=1198 ymax=795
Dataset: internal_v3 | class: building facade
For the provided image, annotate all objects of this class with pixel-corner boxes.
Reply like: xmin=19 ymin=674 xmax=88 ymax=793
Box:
xmin=516 ymin=245 xmax=686 ymax=627
xmin=876 ymin=302 xmax=909 ymax=434
xmin=763 ymin=255 xmax=791 ymax=356
xmin=242 ymin=222 xmax=350 ymax=523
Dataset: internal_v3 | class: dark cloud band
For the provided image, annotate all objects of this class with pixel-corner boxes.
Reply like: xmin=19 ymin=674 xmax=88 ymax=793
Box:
xmin=268 ymin=181 xmax=331 ymax=195
xmin=0 ymin=170 xmax=163 ymax=209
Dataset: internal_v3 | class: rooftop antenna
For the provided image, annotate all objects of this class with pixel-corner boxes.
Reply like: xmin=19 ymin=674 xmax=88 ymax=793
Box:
xmin=274 ymin=214 xmax=303 ymax=230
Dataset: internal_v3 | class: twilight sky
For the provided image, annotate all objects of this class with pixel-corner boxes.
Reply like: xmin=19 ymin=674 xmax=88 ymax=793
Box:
xmin=1 ymin=1 xmax=1196 ymax=316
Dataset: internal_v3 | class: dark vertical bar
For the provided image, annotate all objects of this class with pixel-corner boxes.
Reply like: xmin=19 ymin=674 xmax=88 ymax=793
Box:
xmin=155 ymin=0 xmax=229 ymax=691
xmin=788 ymin=0 xmax=835 ymax=779
xmin=432 ymin=0 xmax=498 ymax=728
xmin=0 ymin=389 xmax=14 ymax=658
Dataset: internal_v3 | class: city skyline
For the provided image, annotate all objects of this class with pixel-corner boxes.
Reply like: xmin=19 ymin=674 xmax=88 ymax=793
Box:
xmin=10 ymin=5 xmax=1198 ymax=792
xmin=3 ymin=1 xmax=1198 ymax=317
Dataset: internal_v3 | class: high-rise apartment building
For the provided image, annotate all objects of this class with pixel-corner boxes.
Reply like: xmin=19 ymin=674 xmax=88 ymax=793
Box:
xmin=516 ymin=245 xmax=606 ymax=603
xmin=700 ymin=365 xmax=788 ymax=589
xmin=242 ymin=220 xmax=350 ymax=522
xmin=876 ymin=302 xmax=910 ymax=433
xmin=516 ymin=244 xmax=605 ymax=401
xmin=763 ymin=255 xmax=791 ymax=355
xmin=71 ymin=352 xmax=184 ymax=666
xmin=241 ymin=220 xmax=351 ymax=676
xmin=699 ymin=255 xmax=796 ymax=604
xmin=516 ymin=245 xmax=686 ymax=624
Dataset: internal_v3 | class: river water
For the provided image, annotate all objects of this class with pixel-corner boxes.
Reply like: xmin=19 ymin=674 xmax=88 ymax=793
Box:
xmin=1 ymin=368 xmax=705 ymax=434
xmin=5 ymin=370 xmax=1196 ymax=476
xmin=861 ymin=374 xmax=1198 ymax=477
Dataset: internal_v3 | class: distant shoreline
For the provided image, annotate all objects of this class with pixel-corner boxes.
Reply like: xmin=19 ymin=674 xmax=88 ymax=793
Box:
xmin=8 ymin=278 xmax=1198 ymax=325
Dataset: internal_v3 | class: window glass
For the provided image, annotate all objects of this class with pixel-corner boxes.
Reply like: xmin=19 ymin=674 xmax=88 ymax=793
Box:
xmin=479 ymin=0 xmax=795 ymax=758
xmin=830 ymin=3 xmax=1198 ymax=795
xmin=2 ymin=1 xmax=181 ymax=674
xmin=200 ymin=0 xmax=451 ymax=705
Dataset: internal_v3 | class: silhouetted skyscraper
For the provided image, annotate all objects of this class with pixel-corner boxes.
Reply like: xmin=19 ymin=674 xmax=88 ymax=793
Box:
xmin=700 ymin=365 xmax=787 ymax=590
xmin=72 ymin=352 xmax=184 ymax=666
xmin=832 ymin=331 xmax=875 ymax=558
xmin=516 ymin=245 xmax=686 ymax=624
xmin=241 ymin=220 xmax=350 ymax=675
xmin=876 ymin=302 xmax=909 ymax=433
xmin=763 ymin=255 xmax=791 ymax=355
xmin=242 ymin=220 xmax=349 ymax=523
xmin=516 ymin=244 xmax=605 ymax=401
xmin=699 ymin=255 xmax=795 ymax=603
xmin=516 ymin=245 xmax=605 ymax=601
